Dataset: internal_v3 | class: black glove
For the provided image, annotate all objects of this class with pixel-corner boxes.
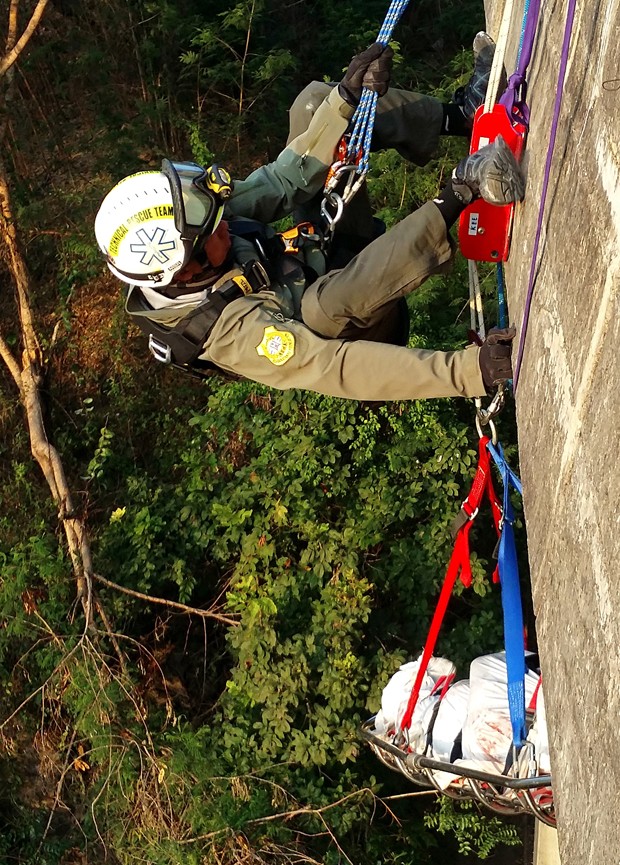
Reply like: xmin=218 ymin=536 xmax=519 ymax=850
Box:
xmin=478 ymin=326 xmax=516 ymax=391
xmin=339 ymin=43 xmax=394 ymax=107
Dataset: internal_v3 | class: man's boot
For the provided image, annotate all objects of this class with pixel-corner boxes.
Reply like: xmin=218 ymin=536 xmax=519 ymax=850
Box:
xmin=452 ymin=135 xmax=525 ymax=205
xmin=454 ymin=32 xmax=506 ymax=125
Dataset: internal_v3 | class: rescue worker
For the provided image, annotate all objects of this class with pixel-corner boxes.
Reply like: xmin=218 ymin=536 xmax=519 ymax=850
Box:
xmin=95 ymin=37 xmax=520 ymax=402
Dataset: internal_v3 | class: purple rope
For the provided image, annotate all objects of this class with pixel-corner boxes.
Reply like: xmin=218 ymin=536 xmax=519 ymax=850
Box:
xmin=513 ymin=0 xmax=577 ymax=389
xmin=499 ymin=0 xmax=543 ymax=127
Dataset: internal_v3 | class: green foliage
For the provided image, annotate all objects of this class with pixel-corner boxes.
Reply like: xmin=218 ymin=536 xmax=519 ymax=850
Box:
xmin=0 ymin=528 xmax=73 ymax=664
xmin=0 ymin=806 xmax=74 ymax=865
xmin=86 ymin=425 xmax=115 ymax=480
xmin=424 ymin=798 xmax=521 ymax=859
xmin=0 ymin=0 xmax=530 ymax=863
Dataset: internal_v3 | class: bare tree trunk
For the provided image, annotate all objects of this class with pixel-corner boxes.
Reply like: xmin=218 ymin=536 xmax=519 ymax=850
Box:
xmin=0 ymin=1 xmax=230 ymax=635
xmin=0 ymin=0 xmax=93 ymax=623
xmin=0 ymin=156 xmax=93 ymax=623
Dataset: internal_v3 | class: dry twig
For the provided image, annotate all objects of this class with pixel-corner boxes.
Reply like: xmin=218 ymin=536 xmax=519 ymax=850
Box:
xmin=93 ymin=573 xmax=239 ymax=626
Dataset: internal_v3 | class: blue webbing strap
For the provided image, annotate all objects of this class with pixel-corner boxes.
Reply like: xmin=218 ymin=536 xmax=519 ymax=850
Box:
xmin=487 ymin=440 xmax=527 ymax=746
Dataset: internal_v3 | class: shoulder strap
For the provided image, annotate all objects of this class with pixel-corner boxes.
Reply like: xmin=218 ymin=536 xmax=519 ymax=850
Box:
xmin=127 ymin=259 xmax=270 ymax=367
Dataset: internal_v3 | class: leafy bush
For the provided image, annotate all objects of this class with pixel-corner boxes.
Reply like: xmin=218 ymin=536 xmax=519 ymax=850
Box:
xmin=0 ymin=0 xmax=528 ymax=862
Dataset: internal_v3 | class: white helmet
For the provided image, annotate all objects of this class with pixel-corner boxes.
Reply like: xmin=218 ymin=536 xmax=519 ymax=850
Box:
xmin=95 ymin=161 xmax=229 ymax=288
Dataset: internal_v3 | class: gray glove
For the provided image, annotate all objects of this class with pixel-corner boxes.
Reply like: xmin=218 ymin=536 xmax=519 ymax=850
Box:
xmin=478 ymin=326 xmax=516 ymax=390
xmin=339 ymin=43 xmax=394 ymax=107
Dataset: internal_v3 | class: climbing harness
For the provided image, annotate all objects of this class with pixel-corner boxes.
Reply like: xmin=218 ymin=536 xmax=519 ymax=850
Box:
xmin=128 ymin=257 xmax=271 ymax=369
xmin=320 ymin=0 xmax=410 ymax=240
xmin=278 ymin=221 xmax=322 ymax=255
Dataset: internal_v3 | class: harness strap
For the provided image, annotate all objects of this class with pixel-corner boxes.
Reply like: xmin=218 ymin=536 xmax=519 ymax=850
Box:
xmin=449 ymin=729 xmax=464 ymax=762
xmin=128 ymin=259 xmax=270 ymax=367
xmin=399 ymin=437 xmax=501 ymax=732
xmin=450 ymin=436 xmax=503 ymax=566
xmin=528 ymin=675 xmax=542 ymax=712
xmin=423 ymin=697 xmax=444 ymax=755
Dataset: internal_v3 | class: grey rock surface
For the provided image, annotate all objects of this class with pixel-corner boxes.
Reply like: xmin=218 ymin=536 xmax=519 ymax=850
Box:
xmin=485 ymin=0 xmax=620 ymax=861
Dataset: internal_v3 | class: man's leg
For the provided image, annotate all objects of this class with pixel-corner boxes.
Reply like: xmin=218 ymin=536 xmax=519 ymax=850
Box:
xmin=301 ymin=135 xmax=525 ymax=341
xmin=301 ymin=201 xmax=453 ymax=339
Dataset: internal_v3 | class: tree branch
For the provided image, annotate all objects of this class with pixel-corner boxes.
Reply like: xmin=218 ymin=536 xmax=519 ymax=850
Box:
xmin=0 ymin=151 xmax=93 ymax=622
xmin=0 ymin=0 xmax=50 ymax=80
xmin=0 ymin=331 xmax=22 ymax=388
xmin=178 ymin=788 xmax=375 ymax=844
xmin=92 ymin=573 xmax=239 ymax=626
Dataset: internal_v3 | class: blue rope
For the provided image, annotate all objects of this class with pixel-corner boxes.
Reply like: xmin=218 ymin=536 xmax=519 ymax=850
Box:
xmin=496 ymin=262 xmax=508 ymax=329
xmin=377 ymin=0 xmax=409 ymax=43
xmin=347 ymin=0 xmax=410 ymax=173
xmin=517 ymin=0 xmax=532 ymax=61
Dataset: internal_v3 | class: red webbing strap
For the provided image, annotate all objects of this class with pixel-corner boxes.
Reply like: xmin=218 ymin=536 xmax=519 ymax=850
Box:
xmin=528 ymin=676 xmax=542 ymax=712
xmin=399 ymin=437 xmax=501 ymax=732
xmin=457 ymin=437 xmax=503 ymax=585
xmin=482 ymin=439 xmax=503 ymax=584
xmin=431 ymin=672 xmax=456 ymax=699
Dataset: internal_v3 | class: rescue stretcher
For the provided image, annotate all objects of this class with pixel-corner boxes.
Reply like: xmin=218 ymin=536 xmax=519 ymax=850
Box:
xmin=360 ymin=716 xmax=555 ymax=827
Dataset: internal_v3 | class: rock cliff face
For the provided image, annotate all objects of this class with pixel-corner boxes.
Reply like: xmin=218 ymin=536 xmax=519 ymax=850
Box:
xmin=485 ymin=1 xmax=620 ymax=861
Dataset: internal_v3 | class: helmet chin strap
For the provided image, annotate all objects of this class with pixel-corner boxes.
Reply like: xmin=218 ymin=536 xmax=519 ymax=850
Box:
xmin=155 ymin=267 xmax=225 ymax=297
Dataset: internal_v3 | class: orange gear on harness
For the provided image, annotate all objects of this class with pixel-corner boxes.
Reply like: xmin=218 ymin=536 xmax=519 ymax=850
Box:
xmin=277 ymin=221 xmax=321 ymax=254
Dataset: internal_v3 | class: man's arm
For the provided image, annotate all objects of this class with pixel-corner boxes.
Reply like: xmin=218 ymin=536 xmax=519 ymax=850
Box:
xmin=226 ymin=86 xmax=353 ymax=225
xmin=200 ymin=299 xmax=486 ymax=401
xmin=288 ymin=82 xmax=445 ymax=168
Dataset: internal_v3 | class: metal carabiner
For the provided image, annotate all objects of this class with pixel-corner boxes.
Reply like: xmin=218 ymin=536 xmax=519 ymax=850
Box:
xmin=320 ymin=162 xmax=367 ymax=244
xmin=475 ymin=382 xmax=506 ymax=438
xmin=320 ymin=190 xmax=345 ymax=231
xmin=476 ymin=414 xmax=498 ymax=445
xmin=341 ymin=167 xmax=368 ymax=205
xmin=485 ymin=382 xmax=506 ymax=419
xmin=324 ymin=161 xmax=359 ymax=195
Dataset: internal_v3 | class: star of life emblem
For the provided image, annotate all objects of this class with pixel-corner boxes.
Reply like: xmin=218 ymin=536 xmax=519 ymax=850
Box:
xmin=256 ymin=326 xmax=295 ymax=366
xmin=130 ymin=227 xmax=177 ymax=265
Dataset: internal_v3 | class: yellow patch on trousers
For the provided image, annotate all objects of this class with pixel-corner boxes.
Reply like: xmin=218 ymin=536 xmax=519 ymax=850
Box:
xmin=256 ymin=326 xmax=295 ymax=366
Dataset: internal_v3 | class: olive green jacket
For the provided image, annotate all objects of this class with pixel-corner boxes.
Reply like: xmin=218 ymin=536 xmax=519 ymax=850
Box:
xmin=128 ymin=86 xmax=486 ymax=401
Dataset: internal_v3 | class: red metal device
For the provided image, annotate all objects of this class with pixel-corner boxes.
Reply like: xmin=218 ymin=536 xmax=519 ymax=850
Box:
xmin=458 ymin=104 xmax=527 ymax=262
